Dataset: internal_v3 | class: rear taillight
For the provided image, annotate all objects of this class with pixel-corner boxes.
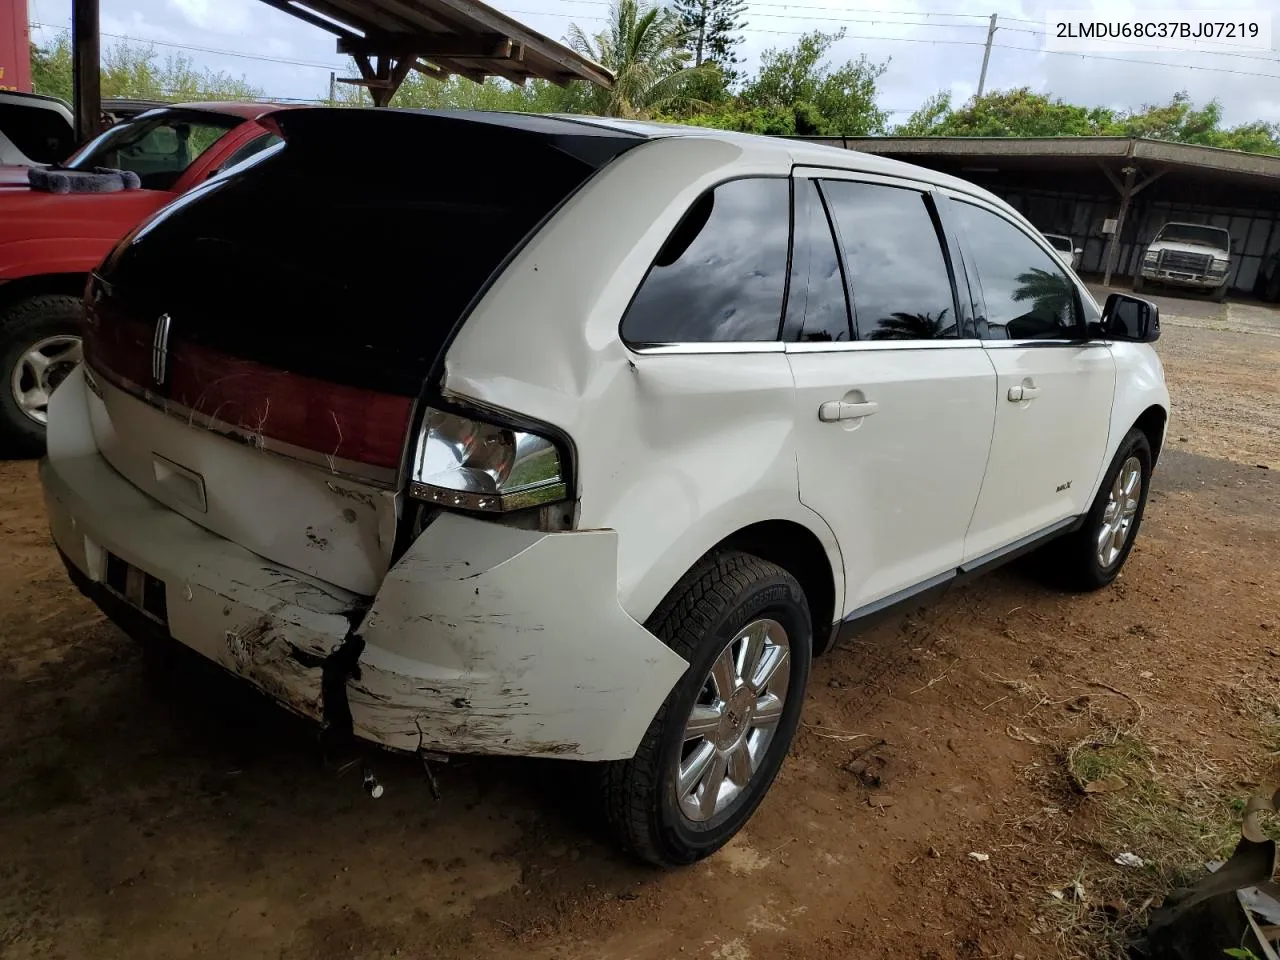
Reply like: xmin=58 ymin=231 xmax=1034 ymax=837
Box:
xmin=167 ymin=341 xmax=413 ymax=473
xmin=408 ymin=406 xmax=568 ymax=512
xmin=85 ymin=316 xmax=413 ymax=479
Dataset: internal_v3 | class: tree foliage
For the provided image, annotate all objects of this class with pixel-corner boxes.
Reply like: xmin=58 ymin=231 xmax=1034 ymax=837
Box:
xmin=676 ymin=30 xmax=889 ymax=136
xmin=31 ymin=34 xmax=263 ymax=104
xmin=672 ymin=0 xmax=747 ymax=85
xmin=564 ymin=0 xmax=711 ymax=118
xmin=894 ymin=86 xmax=1280 ymax=155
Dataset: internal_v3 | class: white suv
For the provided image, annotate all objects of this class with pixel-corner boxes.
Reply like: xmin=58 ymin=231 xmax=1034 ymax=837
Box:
xmin=40 ymin=110 xmax=1169 ymax=866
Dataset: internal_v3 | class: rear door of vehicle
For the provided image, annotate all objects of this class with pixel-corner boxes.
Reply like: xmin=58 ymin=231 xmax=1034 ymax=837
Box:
xmin=784 ymin=170 xmax=998 ymax=614
xmin=80 ymin=110 xmax=644 ymax=596
xmin=941 ymin=192 xmax=1116 ymax=562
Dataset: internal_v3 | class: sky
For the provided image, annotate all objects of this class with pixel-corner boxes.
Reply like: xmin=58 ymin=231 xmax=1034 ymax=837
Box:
xmin=24 ymin=0 xmax=1280 ymax=127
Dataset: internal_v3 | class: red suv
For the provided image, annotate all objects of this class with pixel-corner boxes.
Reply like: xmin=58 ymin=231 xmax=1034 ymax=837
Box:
xmin=0 ymin=102 xmax=286 ymax=454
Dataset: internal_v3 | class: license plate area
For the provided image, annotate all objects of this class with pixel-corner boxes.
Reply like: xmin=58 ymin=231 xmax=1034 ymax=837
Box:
xmin=104 ymin=552 xmax=168 ymax=624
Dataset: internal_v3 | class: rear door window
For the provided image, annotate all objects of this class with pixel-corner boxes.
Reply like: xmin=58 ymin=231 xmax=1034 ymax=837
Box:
xmin=821 ymin=180 xmax=959 ymax=341
xmin=621 ymin=177 xmax=791 ymax=345
xmin=784 ymin=179 xmax=852 ymax=343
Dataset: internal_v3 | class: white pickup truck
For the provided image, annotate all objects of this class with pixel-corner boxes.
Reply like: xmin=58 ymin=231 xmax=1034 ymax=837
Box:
xmin=1134 ymin=222 xmax=1233 ymax=302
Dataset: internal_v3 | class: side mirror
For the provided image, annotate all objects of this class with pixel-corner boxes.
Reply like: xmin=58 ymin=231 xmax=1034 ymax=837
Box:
xmin=1102 ymin=293 xmax=1160 ymax=343
xmin=1074 ymin=247 xmax=1083 ymax=256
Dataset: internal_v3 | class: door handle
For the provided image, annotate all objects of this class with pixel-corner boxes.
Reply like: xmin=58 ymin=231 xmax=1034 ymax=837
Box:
xmin=1007 ymin=384 xmax=1042 ymax=402
xmin=819 ymin=400 xmax=879 ymax=422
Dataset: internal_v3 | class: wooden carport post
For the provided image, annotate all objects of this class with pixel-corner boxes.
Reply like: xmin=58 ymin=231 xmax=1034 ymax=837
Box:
xmin=1100 ymin=147 xmax=1167 ymax=288
xmin=71 ymin=0 xmax=102 ymax=143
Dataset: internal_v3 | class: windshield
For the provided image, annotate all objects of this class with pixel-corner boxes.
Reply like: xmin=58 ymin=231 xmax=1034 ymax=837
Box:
xmin=1154 ymin=223 xmax=1230 ymax=249
xmin=68 ymin=112 xmax=240 ymax=190
xmin=1045 ymin=235 xmax=1072 ymax=253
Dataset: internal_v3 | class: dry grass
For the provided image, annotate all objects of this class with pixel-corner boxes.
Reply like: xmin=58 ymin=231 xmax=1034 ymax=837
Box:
xmin=984 ymin=670 xmax=1280 ymax=959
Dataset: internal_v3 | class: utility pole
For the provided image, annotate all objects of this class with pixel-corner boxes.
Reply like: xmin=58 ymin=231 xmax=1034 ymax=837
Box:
xmin=329 ymin=71 xmax=336 ymax=104
xmin=976 ymin=13 xmax=997 ymax=98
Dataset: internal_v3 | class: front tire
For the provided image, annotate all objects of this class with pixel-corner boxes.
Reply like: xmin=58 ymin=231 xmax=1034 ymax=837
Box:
xmin=1132 ymin=275 xmax=1145 ymax=293
xmin=1211 ymin=283 xmax=1228 ymax=303
xmin=0 ymin=294 xmax=84 ymax=457
xmin=603 ymin=552 xmax=812 ymax=866
xmin=1054 ymin=428 xmax=1153 ymax=591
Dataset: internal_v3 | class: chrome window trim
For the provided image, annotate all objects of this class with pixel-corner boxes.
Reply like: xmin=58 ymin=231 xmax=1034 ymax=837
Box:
xmin=791 ymin=165 xmax=938 ymax=193
xmin=784 ymin=339 xmax=982 ymax=353
xmin=627 ymin=341 xmax=786 ymax=356
xmin=982 ymin=339 xmax=1109 ymax=349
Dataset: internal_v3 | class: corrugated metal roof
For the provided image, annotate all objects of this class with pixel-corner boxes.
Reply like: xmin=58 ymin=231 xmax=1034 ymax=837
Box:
xmin=258 ymin=0 xmax=613 ymax=90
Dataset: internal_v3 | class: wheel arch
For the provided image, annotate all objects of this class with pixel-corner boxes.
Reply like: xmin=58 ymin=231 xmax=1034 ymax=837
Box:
xmin=0 ymin=273 xmax=88 ymax=315
xmin=1133 ymin=403 xmax=1168 ymax=465
xmin=699 ymin=519 xmax=840 ymax=657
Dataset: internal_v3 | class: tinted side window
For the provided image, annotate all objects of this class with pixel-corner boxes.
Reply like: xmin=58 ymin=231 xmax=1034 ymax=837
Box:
xmin=622 ymin=178 xmax=791 ymax=344
xmin=0 ymin=103 xmax=75 ymax=163
xmin=784 ymin=179 xmax=851 ymax=342
xmin=821 ymin=180 xmax=958 ymax=341
xmin=953 ymin=202 xmax=1081 ymax=340
xmin=223 ymin=132 xmax=284 ymax=171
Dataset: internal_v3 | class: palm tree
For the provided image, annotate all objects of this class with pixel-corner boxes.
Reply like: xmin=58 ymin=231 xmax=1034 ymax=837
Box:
xmin=566 ymin=0 xmax=709 ymax=118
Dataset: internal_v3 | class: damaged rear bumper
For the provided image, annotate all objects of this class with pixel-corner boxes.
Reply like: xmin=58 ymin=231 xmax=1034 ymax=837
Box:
xmin=41 ymin=368 xmax=689 ymax=761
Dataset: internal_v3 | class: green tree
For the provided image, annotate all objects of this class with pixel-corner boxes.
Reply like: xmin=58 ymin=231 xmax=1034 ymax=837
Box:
xmin=31 ymin=34 xmax=262 ymax=103
xmin=738 ymin=30 xmax=888 ymax=136
xmin=894 ymin=90 xmax=951 ymax=136
xmin=332 ymin=69 xmax=575 ymax=113
xmin=672 ymin=0 xmax=747 ymax=84
xmin=31 ymin=39 xmax=73 ymax=102
xmin=925 ymin=87 xmax=1110 ymax=138
xmin=565 ymin=0 xmax=709 ymax=118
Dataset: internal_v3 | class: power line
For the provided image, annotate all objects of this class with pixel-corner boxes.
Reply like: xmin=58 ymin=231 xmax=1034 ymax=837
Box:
xmin=526 ymin=9 xmax=1280 ymax=81
xmin=993 ymin=42 xmax=1280 ymax=81
xmin=29 ymin=20 xmax=346 ymax=71
xmin=548 ymin=2 xmax=1279 ymax=63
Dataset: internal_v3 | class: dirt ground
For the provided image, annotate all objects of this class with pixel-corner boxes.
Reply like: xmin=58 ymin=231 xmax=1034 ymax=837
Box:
xmin=3 ymin=301 xmax=1279 ymax=960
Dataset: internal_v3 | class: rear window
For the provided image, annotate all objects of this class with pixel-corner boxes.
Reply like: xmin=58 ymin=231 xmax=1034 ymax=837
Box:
xmin=94 ymin=112 xmax=641 ymax=396
xmin=0 ymin=102 xmax=75 ymax=163
xmin=621 ymin=177 xmax=791 ymax=345
xmin=68 ymin=112 xmax=240 ymax=189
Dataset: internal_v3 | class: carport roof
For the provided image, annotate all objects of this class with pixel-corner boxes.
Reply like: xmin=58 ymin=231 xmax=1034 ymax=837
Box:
xmin=795 ymin=136 xmax=1280 ymax=191
xmin=257 ymin=0 xmax=613 ymax=89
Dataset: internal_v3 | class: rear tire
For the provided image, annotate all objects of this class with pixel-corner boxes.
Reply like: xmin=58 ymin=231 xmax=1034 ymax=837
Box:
xmin=1052 ymin=428 xmax=1153 ymax=591
xmin=603 ymin=552 xmax=812 ymax=866
xmin=0 ymin=294 xmax=84 ymax=458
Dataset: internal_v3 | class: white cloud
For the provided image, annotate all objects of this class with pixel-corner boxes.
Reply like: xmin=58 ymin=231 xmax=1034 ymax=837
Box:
xmin=26 ymin=0 xmax=1280 ymax=125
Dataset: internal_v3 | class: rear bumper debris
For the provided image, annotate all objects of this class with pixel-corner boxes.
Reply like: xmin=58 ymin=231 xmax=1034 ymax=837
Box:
xmin=41 ymin=368 xmax=689 ymax=761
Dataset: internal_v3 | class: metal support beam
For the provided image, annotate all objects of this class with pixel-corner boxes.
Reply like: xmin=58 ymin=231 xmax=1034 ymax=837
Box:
xmin=72 ymin=0 xmax=102 ymax=144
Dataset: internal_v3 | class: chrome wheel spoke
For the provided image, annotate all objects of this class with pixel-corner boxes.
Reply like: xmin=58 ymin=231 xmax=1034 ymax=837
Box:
xmin=737 ymin=621 xmax=767 ymax=686
xmin=752 ymin=692 xmax=784 ymax=729
xmin=710 ymin=647 xmax=737 ymax=700
xmin=679 ymin=740 xmax=716 ymax=797
xmin=698 ymin=753 xmax=728 ymax=818
xmin=727 ymin=741 xmax=753 ymax=786
xmin=683 ymin=704 xmax=722 ymax=742
xmin=751 ymin=645 xmax=788 ymax=694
